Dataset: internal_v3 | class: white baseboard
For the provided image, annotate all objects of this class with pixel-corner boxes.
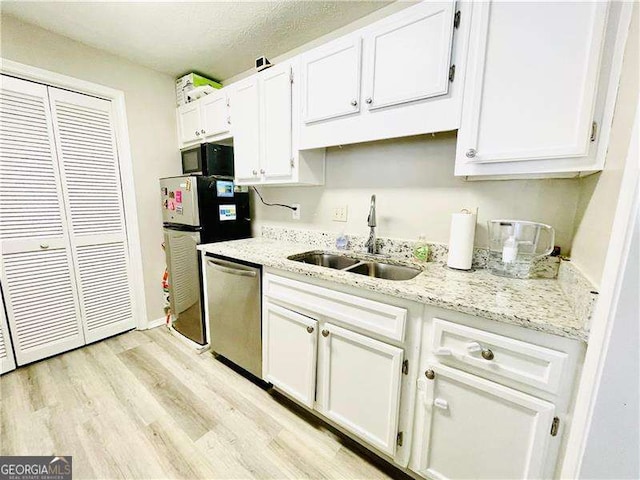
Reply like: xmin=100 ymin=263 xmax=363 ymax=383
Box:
xmin=144 ymin=316 xmax=168 ymax=330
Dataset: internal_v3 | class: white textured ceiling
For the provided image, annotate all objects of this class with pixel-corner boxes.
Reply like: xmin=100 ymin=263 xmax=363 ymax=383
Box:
xmin=1 ymin=1 xmax=392 ymax=81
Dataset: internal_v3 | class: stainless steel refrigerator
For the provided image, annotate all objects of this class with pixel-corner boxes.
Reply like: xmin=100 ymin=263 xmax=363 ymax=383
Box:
xmin=160 ymin=175 xmax=251 ymax=344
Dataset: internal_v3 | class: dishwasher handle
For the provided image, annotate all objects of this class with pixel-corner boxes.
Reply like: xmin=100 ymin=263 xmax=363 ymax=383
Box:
xmin=206 ymin=259 xmax=257 ymax=277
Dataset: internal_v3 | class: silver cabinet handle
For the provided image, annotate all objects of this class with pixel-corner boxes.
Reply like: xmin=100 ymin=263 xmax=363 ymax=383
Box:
xmin=481 ymin=348 xmax=495 ymax=361
xmin=201 ymin=129 xmax=206 ymax=134
xmin=260 ymin=169 xmax=265 ymax=174
xmin=227 ymin=116 xmax=231 ymax=124
xmin=434 ymin=398 xmax=449 ymax=410
xmin=425 ymin=369 xmax=435 ymax=380
xmin=365 ymin=97 xmax=373 ymax=104
xmin=350 ymin=99 xmax=358 ymax=107
xmin=321 ymin=329 xmax=329 ymax=337
xmin=195 ymin=131 xmax=200 ymax=136
xmin=40 ymin=243 xmax=49 ymax=249
xmin=206 ymin=260 xmax=257 ymax=277
xmin=306 ymin=326 xmax=314 ymax=334
xmin=466 ymin=149 xmax=477 ymax=158
xmin=252 ymin=169 xmax=258 ymax=175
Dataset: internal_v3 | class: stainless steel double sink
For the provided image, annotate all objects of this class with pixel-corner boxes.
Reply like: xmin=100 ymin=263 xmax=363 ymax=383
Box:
xmin=287 ymin=251 xmax=422 ymax=281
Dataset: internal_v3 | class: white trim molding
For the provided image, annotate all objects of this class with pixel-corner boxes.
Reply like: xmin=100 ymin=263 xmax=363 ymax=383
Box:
xmin=0 ymin=58 xmax=149 ymax=331
xmin=560 ymin=100 xmax=640 ymax=478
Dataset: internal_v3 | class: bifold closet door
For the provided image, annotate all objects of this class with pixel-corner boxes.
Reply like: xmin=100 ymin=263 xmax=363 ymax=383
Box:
xmin=0 ymin=288 xmax=17 ymax=374
xmin=47 ymin=88 xmax=136 ymax=343
xmin=0 ymin=75 xmax=86 ymax=364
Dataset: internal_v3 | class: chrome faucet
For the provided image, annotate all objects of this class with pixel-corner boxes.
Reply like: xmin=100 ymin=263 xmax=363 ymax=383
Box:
xmin=366 ymin=194 xmax=377 ymax=254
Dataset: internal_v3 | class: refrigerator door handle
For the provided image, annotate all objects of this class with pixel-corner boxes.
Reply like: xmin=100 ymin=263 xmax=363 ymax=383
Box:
xmin=206 ymin=260 xmax=257 ymax=277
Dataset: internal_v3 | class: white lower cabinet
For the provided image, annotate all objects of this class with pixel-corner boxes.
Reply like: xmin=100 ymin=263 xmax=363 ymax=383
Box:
xmin=262 ymin=273 xmax=582 ymax=477
xmin=414 ymin=364 xmax=555 ymax=480
xmin=316 ymin=323 xmax=404 ymax=456
xmin=263 ymin=301 xmax=317 ymax=407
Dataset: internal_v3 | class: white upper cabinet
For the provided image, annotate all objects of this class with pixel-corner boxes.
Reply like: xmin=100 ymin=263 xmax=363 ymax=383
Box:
xmin=414 ymin=364 xmax=556 ymax=480
xmin=362 ymin=1 xmax=455 ymax=110
xmin=455 ymin=2 xmax=613 ymax=177
xmin=300 ymin=37 xmax=362 ymax=123
xmin=260 ymin=63 xmax=294 ymax=179
xmin=230 ymin=60 xmax=325 ymax=186
xmin=177 ymin=101 xmax=202 ymax=145
xmin=177 ymin=88 xmax=231 ymax=148
xmin=316 ymin=323 xmax=404 ymax=456
xmin=299 ymin=0 xmax=466 ymax=149
xmin=230 ymin=77 xmax=261 ymax=183
xmin=200 ymin=89 xmax=230 ymax=138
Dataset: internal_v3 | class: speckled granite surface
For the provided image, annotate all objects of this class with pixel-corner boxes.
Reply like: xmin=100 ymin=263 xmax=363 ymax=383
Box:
xmin=558 ymin=260 xmax=599 ymax=328
xmin=261 ymin=226 xmax=560 ymax=278
xmin=198 ymin=237 xmax=588 ymax=342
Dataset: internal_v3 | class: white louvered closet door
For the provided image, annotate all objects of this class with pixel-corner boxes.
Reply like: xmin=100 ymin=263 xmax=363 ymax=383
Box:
xmin=0 ymin=75 xmax=86 ymax=364
xmin=48 ymin=88 xmax=136 ymax=343
xmin=0 ymin=289 xmax=16 ymax=374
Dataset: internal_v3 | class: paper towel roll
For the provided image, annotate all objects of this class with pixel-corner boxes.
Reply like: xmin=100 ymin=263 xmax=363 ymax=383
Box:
xmin=447 ymin=211 xmax=477 ymax=270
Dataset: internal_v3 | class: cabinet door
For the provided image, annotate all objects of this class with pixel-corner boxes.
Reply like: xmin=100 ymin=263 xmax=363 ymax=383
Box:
xmin=260 ymin=63 xmax=293 ymax=180
xmin=201 ymin=89 xmax=230 ymax=138
xmin=263 ymin=302 xmax=318 ymax=407
xmin=415 ymin=364 xmax=555 ymax=480
xmin=363 ymin=1 xmax=455 ymax=110
xmin=0 ymin=288 xmax=16 ymax=374
xmin=230 ymin=78 xmax=261 ymax=183
xmin=48 ymin=87 xmax=136 ymax=343
xmin=317 ymin=323 xmax=403 ymax=455
xmin=177 ymin=101 xmax=202 ymax=145
xmin=0 ymin=75 xmax=85 ymax=365
xmin=457 ymin=2 xmax=608 ymax=166
xmin=300 ymin=36 xmax=362 ymax=124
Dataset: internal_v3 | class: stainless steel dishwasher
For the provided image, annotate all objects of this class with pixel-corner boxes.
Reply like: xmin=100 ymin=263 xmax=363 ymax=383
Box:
xmin=205 ymin=255 xmax=262 ymax=378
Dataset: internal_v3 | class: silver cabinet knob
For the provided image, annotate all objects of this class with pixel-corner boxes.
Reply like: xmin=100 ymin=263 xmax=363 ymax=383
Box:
xmin=425 ymin=369 xmax=435 ymax=380
xmin=260 ymin=169 xmax=265 ymax=174
xmin=481 ymin=348 xmax=495 ymax=361
xmin=306 ymin=326 xmax=314 ymax=334
xmin=195 ymin=131 xmax=200 ymax=136
xmin=252 ymin=169 xmax=258 ymax=175
xmin=201 ymin=129 xmax=206 ymax=134
xmin=40 ymin=243 xmax=49 ymax=249
xmin=321 ymin=329 xmax=329 ymax=337
xmin=350 ymin=99 xmax=358 ymax=107
xmin=466 ymin=149 xmax=477 ymax=158
xmin=365 ymin=97 xmax=373 ymax=104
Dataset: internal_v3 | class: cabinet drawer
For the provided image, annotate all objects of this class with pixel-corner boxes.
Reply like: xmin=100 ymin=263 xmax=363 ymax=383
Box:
xmin=431 ymin=318 xmax=568 ymax=394
xmin=264 ymin=273 xmax=406 ymax=342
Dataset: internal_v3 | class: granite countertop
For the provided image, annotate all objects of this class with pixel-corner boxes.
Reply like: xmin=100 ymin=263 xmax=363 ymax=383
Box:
xmin=198 ymin=237 xmax=588 ymax=342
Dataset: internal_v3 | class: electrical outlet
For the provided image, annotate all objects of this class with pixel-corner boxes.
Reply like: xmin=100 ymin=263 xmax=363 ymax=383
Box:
xmin=332 ymin=205 xmax=348 ymax=222
xmin=291 ymin=204 xmax=300 ymax=220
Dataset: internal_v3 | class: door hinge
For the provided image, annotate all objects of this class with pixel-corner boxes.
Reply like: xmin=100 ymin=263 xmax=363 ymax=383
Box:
xmin=550 ymin=417 xmax=560 ymax=437
xmin=396 ymin=431 xmax=404 ymax=447
xmin=402 ymin=359 xmax=409 ymax=375
xmin=454 ymin=10 xmax=461 ymax=29
xmin=449 ymin=65 xmax=456 ymax=82
xmin=590 ymin=121 xmax=598 ymax=142
xmin=290 ymin=157 xmax=295 ymax=168
xmin=290 ymin=69 xmax=294 ymax=84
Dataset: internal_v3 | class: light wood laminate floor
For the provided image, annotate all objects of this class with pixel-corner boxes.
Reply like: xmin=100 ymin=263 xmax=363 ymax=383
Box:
xmin=0 ymin=327 xmax=407 ymax=480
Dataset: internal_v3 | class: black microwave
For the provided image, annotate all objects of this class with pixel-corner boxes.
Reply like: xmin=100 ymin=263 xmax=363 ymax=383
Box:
xmin=181 ymin=143 xmax=234 ymax=177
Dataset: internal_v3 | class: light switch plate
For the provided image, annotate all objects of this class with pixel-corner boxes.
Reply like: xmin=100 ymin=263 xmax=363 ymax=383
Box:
xmin=332 ymin=205 xmax=348 ymax=222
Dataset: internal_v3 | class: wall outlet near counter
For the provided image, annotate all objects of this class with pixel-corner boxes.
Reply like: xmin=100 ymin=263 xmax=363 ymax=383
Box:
xmin=332 ymin=205 xmax=348 ymax=222
xmin=292 ymin=204 xmax=301 ymax=220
